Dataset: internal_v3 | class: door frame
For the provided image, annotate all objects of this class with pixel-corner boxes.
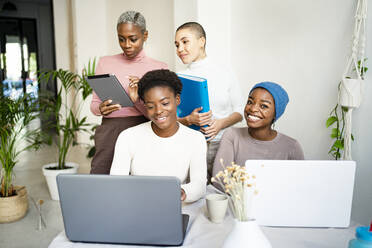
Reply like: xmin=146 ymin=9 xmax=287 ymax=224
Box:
xmin=0 ymin=17 xmax=39 ymax=98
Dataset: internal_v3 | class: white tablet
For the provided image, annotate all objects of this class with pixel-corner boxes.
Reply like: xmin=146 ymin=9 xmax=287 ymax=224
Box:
xmin=87 ymin=74 xmax=134 ymax=107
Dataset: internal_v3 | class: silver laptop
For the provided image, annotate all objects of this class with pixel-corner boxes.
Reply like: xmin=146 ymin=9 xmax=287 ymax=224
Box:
xmin=244 ymin=160 xmax=356 ymax=227
xmin=57 ymin=174 xmax=189 ymax=246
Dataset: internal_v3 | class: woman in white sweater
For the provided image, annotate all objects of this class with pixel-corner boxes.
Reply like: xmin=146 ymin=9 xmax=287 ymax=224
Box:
xmin=110 ymin=69 xmax=207 ymax=203
xmin=174 ymin=22 xmax=244 ymax=182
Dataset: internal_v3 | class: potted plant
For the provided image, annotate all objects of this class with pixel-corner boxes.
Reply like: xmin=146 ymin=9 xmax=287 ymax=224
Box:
xmin=39 ymin=61 xmax=95 ymax=200
xmin=326 ymin=59 xmax=367 ymax=160
xmin=212 ymin=160 xmax=272 ymax=248
xmin=0 ymin=94 xmax=44 ymax=223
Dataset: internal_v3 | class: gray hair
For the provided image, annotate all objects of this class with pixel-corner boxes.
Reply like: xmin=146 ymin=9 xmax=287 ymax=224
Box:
xmin=117 ymin=11 xmax=146 ymax=33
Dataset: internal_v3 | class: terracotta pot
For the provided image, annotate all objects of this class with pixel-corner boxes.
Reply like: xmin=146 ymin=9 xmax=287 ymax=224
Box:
xmin=42 ymin=162 xmax=79 ymax=201
xmin=0 ymin=186 xmax=28 ymax=223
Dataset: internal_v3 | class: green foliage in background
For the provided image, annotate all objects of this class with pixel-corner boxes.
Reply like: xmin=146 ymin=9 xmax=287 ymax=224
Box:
xmin=39 ymin=58 xmax=96 ymax=169
xmin=0 ymin=95 xmax=46 ymax=197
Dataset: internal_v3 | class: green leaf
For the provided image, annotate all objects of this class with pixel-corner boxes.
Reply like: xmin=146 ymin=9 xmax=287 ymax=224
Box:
xmin=87 ymin=147 xmax=96 ymax=158
xmin=326 ymin=116 xmax=338 ymax=128
xmin=341 ymin=106 xmax=349 ymax=113
xmin=92 ymin=58 xmax=96 ymax=75
xmin=79 ymin=116 xmax=87 ymax=126
xmin=331 ymin=128 xmax=340 ymax=138
xmin=328 ymin=148 xmax=341 ymax=160
xmin=333 ymin=139 xmax=344 ymax=149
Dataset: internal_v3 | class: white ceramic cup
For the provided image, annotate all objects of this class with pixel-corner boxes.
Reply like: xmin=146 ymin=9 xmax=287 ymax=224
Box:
xmin=206 ymin=193 xmax=228 ymax=223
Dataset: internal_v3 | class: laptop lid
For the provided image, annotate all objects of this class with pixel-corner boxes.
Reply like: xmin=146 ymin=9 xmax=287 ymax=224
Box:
xmin=244 ymin=160 xmax=356 ymax=228
xmin=57 ymin=174 xmax=187 ymax=246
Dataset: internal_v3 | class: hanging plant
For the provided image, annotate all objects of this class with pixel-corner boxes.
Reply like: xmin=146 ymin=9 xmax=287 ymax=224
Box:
xmin=326 ymin=59 xmax=367 ymax=160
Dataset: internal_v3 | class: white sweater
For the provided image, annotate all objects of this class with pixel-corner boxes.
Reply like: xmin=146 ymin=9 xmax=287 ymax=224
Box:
xmin=110 ymin=121 xmax=207 ymax=203
xmin=178 ymin=57 xmax=245 ymax=141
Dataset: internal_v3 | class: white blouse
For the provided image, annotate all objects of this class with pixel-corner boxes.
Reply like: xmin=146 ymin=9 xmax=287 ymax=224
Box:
xmin=178 ymin=57 xmax=244 ymax=141
xmin=110 ymin=121 xmax=207 ymax=203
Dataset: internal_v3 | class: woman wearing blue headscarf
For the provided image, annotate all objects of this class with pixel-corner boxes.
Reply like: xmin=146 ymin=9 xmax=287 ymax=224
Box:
xmin=212 ymin=82 xmax=304 ymax=178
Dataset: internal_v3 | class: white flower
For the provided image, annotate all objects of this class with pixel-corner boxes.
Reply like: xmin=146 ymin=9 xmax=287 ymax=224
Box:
xmin=215 ymin=161 xmax=258 ymax=221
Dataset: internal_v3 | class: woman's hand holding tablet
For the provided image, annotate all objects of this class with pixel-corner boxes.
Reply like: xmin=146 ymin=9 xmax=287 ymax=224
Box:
xmin=99 ymin=99 xmax=121 ymax=116
xmin=87 ymin=74 xmax=134 ymax=109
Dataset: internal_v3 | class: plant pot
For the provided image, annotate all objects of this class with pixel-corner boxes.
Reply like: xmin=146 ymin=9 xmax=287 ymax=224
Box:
xmin=42 ymin=162 xmax=79 ymax=201
xmin=222 ymin=219 xmax=272 ymax=248
xmin=0 ymin=186 xmax=28 ymax=223
xmin=338 ymin=78 xmax=363 ymax=108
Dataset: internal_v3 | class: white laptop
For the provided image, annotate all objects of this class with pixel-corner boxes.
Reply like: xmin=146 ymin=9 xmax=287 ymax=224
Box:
xmin=244 ymin=160 xmax=356 ymax=228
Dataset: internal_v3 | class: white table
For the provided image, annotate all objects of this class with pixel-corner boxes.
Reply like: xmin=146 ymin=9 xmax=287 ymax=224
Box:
xmin=49 ymin=186 xmax=357 ymax=248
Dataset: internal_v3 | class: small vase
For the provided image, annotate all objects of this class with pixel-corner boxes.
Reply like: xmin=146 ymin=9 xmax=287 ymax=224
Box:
xmin=222 ymin=219 xmax=272 ymax=248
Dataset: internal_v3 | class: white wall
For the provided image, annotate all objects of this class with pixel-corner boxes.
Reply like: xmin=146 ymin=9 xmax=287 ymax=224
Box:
xmin=72 ymin=0 xmax=108 ymax=71
xmin=197 ymin=0 xmax=230 ymax=65
xmin=53 ymin=0 xmax=73 ymax=72
xmin=71 ymin=0 xmax=108 ymax=142
xmin=174 ymin=0 xmax=198 ymax=71
xmin=351 ymin=3 xmax=372 ymax=225
xmin=229 ymin=0 xmax=372 ymax=225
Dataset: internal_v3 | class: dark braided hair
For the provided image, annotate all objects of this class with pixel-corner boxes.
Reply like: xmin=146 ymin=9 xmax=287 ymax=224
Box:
xmin=138 ymin=69 xmax=182 ymax=101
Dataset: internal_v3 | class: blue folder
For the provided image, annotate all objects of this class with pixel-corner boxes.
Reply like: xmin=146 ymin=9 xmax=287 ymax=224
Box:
xmin=177 ymin=74 xmax=210 ymax=130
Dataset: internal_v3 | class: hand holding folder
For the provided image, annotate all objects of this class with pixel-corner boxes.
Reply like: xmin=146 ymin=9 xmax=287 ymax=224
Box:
xmin=177 ymin=74 xmax=210 ymax=131
xmin=186 ymin=107 xmax=212 ymax=126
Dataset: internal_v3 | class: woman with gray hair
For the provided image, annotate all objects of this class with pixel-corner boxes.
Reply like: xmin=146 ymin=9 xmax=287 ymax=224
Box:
xmin=90 ymin=11 xmax=167 ymax=174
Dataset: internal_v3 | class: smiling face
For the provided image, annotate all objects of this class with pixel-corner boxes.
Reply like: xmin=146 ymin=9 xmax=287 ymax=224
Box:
xmin=244 ymin=88 xmax=276 ymax=129
xmin=174 ymin=28 xmax=206 ymax=64
xmin=117 ymin=23 xmax=148 ymax=59
xmin=144 ymin=86 xmax=180 ymax=137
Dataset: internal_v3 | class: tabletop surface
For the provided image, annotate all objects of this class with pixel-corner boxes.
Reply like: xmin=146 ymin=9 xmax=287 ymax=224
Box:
xmin=49 ymin=185 xmax=357 ymax=248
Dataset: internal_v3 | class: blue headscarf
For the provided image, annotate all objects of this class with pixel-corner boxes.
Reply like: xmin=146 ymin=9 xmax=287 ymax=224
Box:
xmin=250 ymin=82 xmax=289 ymax=122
